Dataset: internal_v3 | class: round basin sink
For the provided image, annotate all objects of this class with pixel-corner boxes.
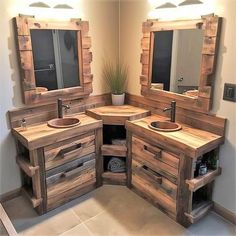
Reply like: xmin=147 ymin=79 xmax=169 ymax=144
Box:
xmin=148 ymin=121 xmax=181 ymax=132
xmin=47 ymin=117 xmax=80 ymax=128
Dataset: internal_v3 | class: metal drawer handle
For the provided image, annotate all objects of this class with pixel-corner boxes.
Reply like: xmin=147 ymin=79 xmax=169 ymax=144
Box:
xmin=59 ymin=143 xmax=82 ymax=158
xmin=62 ymin=163 xmax=83 ymax=178
xmin=142 ymin=165 xmax=162 ymax=184
xmin=144 ymin=145 xmax=161 ymax=159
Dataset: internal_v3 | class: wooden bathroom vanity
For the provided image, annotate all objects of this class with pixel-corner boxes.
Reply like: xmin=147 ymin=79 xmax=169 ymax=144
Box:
xmin=126 ymin=114 xmax=224 ymax=227
xmin=10 ymin=113 xmax=102 ymax=214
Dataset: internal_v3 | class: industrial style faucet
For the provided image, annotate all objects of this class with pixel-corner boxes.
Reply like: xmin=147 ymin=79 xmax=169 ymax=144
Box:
xmin=163 ymin=101 xmax=176 ymax=123
xmin=57 ymin=98 xmax=70 ymax=118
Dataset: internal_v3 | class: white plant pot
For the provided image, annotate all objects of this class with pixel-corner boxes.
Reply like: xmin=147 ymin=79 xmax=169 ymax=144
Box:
xmin=112 ymin=93 xmax=125 ymax=106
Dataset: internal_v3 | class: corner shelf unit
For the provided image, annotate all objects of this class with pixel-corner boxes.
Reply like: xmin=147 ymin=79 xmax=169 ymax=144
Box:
xmin=86 ymin=105 xmax=150 ymax=185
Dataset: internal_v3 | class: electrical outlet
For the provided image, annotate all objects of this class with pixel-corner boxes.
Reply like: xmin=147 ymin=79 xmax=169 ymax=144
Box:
xmin=223 ymin=83 xmax=236 ymax=102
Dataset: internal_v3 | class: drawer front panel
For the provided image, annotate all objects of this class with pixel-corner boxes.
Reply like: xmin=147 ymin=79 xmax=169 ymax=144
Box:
xmin=132 ymin=137 xmax=179 ymax=183
xmin=132 ymin=159 xmax=177 ymax=200
xmin=44 ymin=132 xmax=95 ymax=170
xmin=131 ymin=163 xmax=176 ymax=218
xmin=46 ymin=153 xmax=96 ymax=206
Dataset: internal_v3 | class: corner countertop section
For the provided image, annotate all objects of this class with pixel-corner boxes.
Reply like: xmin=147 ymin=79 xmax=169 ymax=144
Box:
xmin=126 ymin=115 xmax=224 ymax=158
xmin=12 ymin=113 xmax=102 ymax=150
xmin=86 ymin=105 xmax=150 ymax=125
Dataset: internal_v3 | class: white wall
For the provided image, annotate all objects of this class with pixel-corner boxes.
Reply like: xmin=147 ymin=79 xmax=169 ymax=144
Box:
xmin=120 ymin=0 xmax=236 ymax=213
xmin=0 ymin=0 xmax=119 ymax=195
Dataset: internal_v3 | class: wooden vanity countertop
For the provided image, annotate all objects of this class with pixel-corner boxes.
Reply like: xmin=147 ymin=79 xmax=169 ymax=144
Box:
xmin=126 ymin=115 xmax=224 ymax=158
xmin=12 ymin=113 xmax=102 ymax=150
xmin=86 ymin=105 xmax=150 ymax=125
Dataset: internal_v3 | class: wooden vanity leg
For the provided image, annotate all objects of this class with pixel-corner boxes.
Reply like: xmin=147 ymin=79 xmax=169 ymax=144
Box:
xmin=95 ymin=128 xmax=103 ymax=187
xmin=126 ymin=131 xmax=132 ymax=188
xmin=35 ymin=148 xmax=47 ymax=214
xmin=176 ymin=154 xmax=193 ymax=227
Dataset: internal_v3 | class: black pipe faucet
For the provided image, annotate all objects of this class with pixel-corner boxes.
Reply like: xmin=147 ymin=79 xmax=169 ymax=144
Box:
xmin=163 ymin=101 xmax=176 ymax=123
xmin=57 ymin=98 xmax=70 ymax=118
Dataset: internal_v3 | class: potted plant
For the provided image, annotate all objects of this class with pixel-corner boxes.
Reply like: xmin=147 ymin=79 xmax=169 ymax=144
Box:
xmin=102 ymin=60 xmax=128 ymax=106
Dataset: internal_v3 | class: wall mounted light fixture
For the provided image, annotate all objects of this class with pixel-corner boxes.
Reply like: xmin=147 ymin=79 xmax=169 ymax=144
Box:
xmin=29 ymin=2 xmax=50 ymax=8
xmin=156 ymin=2 xmax=177 ymax=9
xmin=53 ymin=4 xmax=73 ymax=9
xmin=178 ymin=0 xmax=203 ymax=6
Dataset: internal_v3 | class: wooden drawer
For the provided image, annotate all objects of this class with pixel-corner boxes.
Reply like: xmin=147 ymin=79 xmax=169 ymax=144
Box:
xmin=46 ymin=153 xmax=96 ymax=209
xmin=132 ymin=137 xmax=179 ymax=183
xmin=44 ymin=132 xmax=95 ymax=170
xmin=132 ymin=159 xmax=177 ymax=218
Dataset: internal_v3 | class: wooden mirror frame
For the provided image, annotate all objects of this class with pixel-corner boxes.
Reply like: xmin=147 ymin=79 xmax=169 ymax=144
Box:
xmin=140 ymin=15 xmax=222 ymax=113
xmin=14 ymin=16 xmax=93 ymax=105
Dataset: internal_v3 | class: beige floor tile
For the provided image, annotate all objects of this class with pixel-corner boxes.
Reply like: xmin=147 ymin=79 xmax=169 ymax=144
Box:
xmin=72 ymin=185 xmax=129 ymax=222
xmin=84 ymin=186 xmax=185 ymax=236
xmin=18 ymin=209 xmax=81 ymax=236
xmin=3 ymin=186 xmax=235 ymax=236
xmin=59 ymin=223 xmax=93 ymax=236
xmin=84 ymin=211 xmax=131 ymax=236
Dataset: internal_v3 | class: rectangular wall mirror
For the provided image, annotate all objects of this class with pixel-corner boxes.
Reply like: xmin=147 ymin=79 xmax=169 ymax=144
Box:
xmin=140 ymin=15 xmax=222 ymax=112
xmin=14 ymin=16 xmax=93 ymax=105
xmin=31 ymin=29 xmax=80 ymax=91
xmin=151 ymin=29 xmax=204 ymax=97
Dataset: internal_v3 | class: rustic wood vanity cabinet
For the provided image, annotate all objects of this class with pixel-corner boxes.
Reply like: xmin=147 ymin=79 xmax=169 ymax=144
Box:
xmin=126 ymin=115 xmax=224 ymax=226
xmin=86 ymin=105 xmax=150 ymax=185
xmin=11 ymin=113 xmax=102 ymax=214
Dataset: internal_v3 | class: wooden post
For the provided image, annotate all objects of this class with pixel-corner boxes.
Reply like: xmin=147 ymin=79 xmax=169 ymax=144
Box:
xmin=95 ymin=128 xmax=103 ymax=187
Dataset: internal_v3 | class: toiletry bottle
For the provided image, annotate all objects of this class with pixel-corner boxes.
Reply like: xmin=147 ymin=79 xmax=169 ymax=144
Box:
xmin=21 ymin=118 xmax=27 ymax=130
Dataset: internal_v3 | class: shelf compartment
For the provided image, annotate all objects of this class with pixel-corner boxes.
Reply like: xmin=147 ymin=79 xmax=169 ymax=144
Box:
xmin=186 ymin=168 xmax=221 ymax=192
xmin=184 ymin=200 xmax=213 ymax=224
xmin=102 ymin=171 xmax=126 ymax=185
xmin=16 ymin=155 xmax=39 ymax=177
xmin=101 ymin=145 xmax=127 ymax=157
xmin=21 ymin=186 xmax=42 ymax=208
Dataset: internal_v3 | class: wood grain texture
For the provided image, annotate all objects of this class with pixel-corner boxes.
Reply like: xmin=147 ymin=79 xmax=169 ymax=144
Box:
xmin=140 ymin=15 xmax=222 ymax=113
xmin=184 ymin=200 xmax=213 ymax=224
xmin=186 ymin=168 xmax=221 ymax=192
xmin=126 ymin=93 xmax=226 ymax=136
xmin=102 ymin=172 xmax=127 ymax=185
xmin=126 ymin=115 xmax=224 ymax=159
xmin=8 ymin=94 xmax=111 ymax=129
xmin=14 ymin=16 xmax=93 ymax=104
xmin=101 ymin=144 xmax=127 ymax=157
xmin=44 ymin=133 xmax=95 ymax=170
xmin=86 ymin=105 xmax=150 ymax=125
xmin=12 ymin=113 xmax=102 ymax=150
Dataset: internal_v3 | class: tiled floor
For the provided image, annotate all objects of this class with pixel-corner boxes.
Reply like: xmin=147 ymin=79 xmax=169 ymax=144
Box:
xmin=2 ymin=185 xmax=236 ymax=236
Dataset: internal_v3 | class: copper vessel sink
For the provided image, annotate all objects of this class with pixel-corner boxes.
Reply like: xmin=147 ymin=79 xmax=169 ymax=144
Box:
xmin=47 ymin=117 xmax=80 ymax=128
xmin=148 ymin=121 xmax=181 ymax=132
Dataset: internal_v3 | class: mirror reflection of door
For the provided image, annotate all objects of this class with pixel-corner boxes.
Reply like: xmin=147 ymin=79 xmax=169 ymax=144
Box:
xmin=151 ymin=29 xmax=204 ymax=96
xmin=31 ymin=29 xmax=80 ymax=91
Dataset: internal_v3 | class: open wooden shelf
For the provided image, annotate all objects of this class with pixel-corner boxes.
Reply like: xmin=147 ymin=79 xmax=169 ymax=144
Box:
xmin=185 ymin=200 xmax=213 ymax=224
xmin=16 ymin=155 xmax=39 ymax=177
xmin=186 ymin=168 xmax=221 ymax=192
xmin=21 ymin=186 xmax=42 ymax=208
xmin=102 ymin=171 xmax=126 ymax=185
xmin=101 ymin=145 xmax=127 ymax=157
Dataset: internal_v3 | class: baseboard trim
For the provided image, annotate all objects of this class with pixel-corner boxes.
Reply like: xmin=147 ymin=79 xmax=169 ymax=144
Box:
xmin=0 ymin=188 xmax=21 ymax=203
xmin=213 ymin=202 xmax=236 ymax=225
xmin=0 ymin=204 xmax=18 ymax=235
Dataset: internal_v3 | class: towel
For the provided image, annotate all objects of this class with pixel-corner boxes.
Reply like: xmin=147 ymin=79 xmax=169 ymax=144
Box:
xmin=107 ymin=157 xmax=126 ymax=173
